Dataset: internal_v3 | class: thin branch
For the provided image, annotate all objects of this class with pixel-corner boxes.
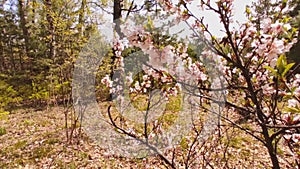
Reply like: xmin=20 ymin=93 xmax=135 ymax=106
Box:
xmin=144 ymin=91 xmax=152 ymax=143
xmin=88 ymin=1 xmax=113 ymax=14
xmin=201 ymin=106 xmax=266 ymax=146
xmin=124 ymin=0 xmax=135 ymax=21
xmin=107 ymin=105 xmax=176 ymax=169
xmin=267 ymin=124 xmax=300 ymax=129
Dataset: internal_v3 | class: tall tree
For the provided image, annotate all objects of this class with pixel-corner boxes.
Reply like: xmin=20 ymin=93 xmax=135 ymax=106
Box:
xmin=44 ymin=0 xmax=55 ymax=59
xmin=17 ymin=0 xmax=30 ymax=59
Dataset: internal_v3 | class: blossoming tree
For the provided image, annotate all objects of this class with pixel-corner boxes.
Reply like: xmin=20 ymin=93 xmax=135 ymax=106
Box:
xmin=97 ymin=0 xmax=300 ymax=168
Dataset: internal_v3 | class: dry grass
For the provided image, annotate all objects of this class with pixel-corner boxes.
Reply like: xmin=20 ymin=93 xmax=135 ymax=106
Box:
xmin=0 ymin=106 xmax=164 ymax=168
xmin=0 ymin=104 xmax=297 ymax=168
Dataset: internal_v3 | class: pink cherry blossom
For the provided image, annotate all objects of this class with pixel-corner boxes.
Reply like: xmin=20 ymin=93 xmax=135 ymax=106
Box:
xmin=292 ymin=134 xmax=300 ymax=143
xmin=288 ymin=99 xmax=298 ymax=107
xmin=262 ymin=84 xmax=275 ymax=96
xmin=101 ymin=75 xmax=113 ymax=88
xmin=126 ymin=73 xmax=133 ymax=84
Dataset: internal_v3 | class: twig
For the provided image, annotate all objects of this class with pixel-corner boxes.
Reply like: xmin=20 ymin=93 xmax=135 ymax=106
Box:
xmin=107 ymin=105 xmax=176 ymax=169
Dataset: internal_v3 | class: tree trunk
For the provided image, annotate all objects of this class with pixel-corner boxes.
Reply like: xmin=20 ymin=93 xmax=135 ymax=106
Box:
xmin=109 ymin=0 xmax=123 ymax=101
xmin=32 ymin=0 xmax=37 ymax=24
xmin=265 ymin=136 xmax=280 ymax=169
xmin=0 ymin=39 xmax=5 ymax=72
xmin=17 ymin=0 xmax=30 ymax=70
xmin=78 ymin=0 xmax=86 ymax=36
xmin=44 ymin=0 xmax=56 ymax=59
xmin=242 ymin=67 xmax=281 ymax=169
xmin=113 ymin=0 xmax=123 ymax=38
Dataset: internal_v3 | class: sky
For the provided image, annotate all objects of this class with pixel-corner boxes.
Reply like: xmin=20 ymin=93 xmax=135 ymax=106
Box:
xmin=145 ymin=0 xmax=254 ymax=38
xmin=153 ymin=0 xmax=254 ymax=38
xmin=2 ymin=0 xmax=254 ymax=39
xmin=188 ymin=0 xmax=254 ymax=37
xmin=97 ymin=0 xmax=256 ymax=44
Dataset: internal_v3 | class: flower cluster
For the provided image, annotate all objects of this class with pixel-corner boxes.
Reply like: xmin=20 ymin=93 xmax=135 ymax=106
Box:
xmin=101 ymin=75 xmax=113 ymax=88
xmin=98 ymin=0 xmax=300 ymax=167
xmin=284 ymin=74 xmax=300 ymax=128
xmin=117 ymin=22 xmax=213 ymax=98
xmin=248 ymin=19 xmax=296 ymax=68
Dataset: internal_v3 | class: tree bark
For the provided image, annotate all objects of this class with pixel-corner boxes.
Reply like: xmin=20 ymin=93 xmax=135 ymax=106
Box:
xmin=113 ymin=0 xmax=123 ymax=38
xmin=44 ymin=0 xmax=56 ymax=59
xmin=78 ymin=0 xmax=86 ymax=36
xmin=261 ymin=127 xmax=280 ymax=169
xmin=0 ymin=39 xmax=5 ymax=72
xmin=109 ymin=0 xmax=123 ymax=101
xmin=242 ymin=68 xmax=281 ymax=169
xmin=17 ymin=0 xmax=30 ymax=70
xmin=32 ymin=0 xmax=37 ymax=24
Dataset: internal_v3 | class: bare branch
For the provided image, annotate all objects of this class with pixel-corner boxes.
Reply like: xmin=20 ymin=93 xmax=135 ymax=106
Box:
xmin=107 ymin=105 xmax=176 ymax=169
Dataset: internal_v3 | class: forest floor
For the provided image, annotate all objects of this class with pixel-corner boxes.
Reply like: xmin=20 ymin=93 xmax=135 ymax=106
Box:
xmin=0 ymin=105 xmax=295 ymax=168
xmin=0 ymin=106 xmax=163 ymax=168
